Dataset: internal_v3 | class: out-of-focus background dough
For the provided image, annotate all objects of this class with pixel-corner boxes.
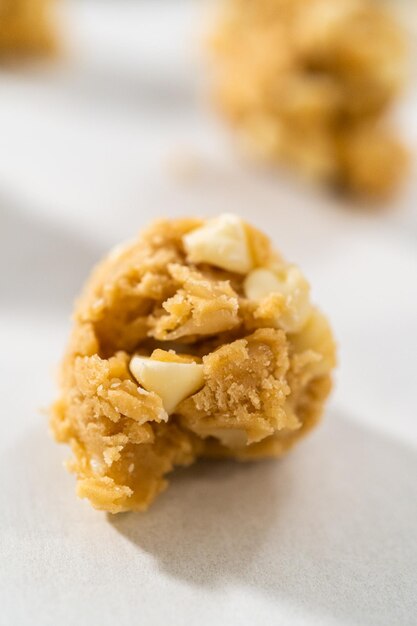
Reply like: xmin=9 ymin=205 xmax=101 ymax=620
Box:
xmin=0 ymin=1 xmax=416 ymax=625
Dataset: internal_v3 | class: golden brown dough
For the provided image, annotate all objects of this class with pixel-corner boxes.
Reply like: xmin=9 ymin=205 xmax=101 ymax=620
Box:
xmin=210 ymin=0 xmax=408 ymax=198
xmin=51 ymin=214 xmax=336 ymax=513
xmin=0 ymin=0 xmax=57 ymax=56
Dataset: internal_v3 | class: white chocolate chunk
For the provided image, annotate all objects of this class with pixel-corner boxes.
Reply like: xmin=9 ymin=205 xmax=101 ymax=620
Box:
xmin=244 ymin=266 xmax=311 ymax=332
xmin=183 ymin=213 xmax=253 ymax=274
xmin=129 ymin=355 xmax=204 ymax=415
xmin=244 ymin=268 xmax=283 ymax=301
xmin=208 ymin=428 xmax=248 ymax=448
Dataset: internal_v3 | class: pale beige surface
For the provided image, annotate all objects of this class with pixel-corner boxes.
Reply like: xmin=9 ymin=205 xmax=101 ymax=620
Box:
xmin=1 ymin=2 xmax=416 ymax=625
xmin=51 ymin=215 xmax=336 ymax=512
xmin=210 ymin=0 xmax=408 ymax=198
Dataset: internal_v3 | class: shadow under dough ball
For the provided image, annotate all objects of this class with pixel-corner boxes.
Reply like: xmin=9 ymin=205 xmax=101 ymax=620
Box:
xmin=51 ymin=214 xmax=336 ymax=513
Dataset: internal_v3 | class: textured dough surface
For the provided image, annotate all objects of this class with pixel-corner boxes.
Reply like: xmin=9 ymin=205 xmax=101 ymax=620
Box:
xmin=51 ymin=216 xmax=336 ymax=513
xmin=210 ymin=0 xmax=408 ymax=198
xmin=0 ymin=0 xmax=56 ymax=56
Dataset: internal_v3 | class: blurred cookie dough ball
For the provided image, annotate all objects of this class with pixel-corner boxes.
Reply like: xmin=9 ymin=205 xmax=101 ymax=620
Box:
xmin=0 ymin=0 xmax=57 ymax=56
xmin=337 ymin=121 xmax=409 ymax=198
xmin=210 ymin=0 xmax=408 ymax=199
xmin=51 ymin=214 xmax=336 ymax=513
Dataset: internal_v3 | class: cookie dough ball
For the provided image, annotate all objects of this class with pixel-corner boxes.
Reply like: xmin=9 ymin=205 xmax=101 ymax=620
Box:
xmin=0 ymin=0 xmax=57 ymax=57
xmin=210 ymin=0 xmax=408 ymax=198
xmin=337 ymin=122 xmax=409 ymax=198
xmin=51 ymin=214 xmax=336 ymax=513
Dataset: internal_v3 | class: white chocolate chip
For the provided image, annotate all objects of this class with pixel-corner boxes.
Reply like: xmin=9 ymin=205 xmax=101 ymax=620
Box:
xmin=244 ymin=266 xmax=311 ymax=332
xmin=244 ymin=268 xmax=283 ymax=301
xmin=129 ymin=355 xmax=204 ymax=415
xmin=183 ymin=213 xmax=253 ymax=274
xmin=208 ymin=428 xmax=247 ymax=448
